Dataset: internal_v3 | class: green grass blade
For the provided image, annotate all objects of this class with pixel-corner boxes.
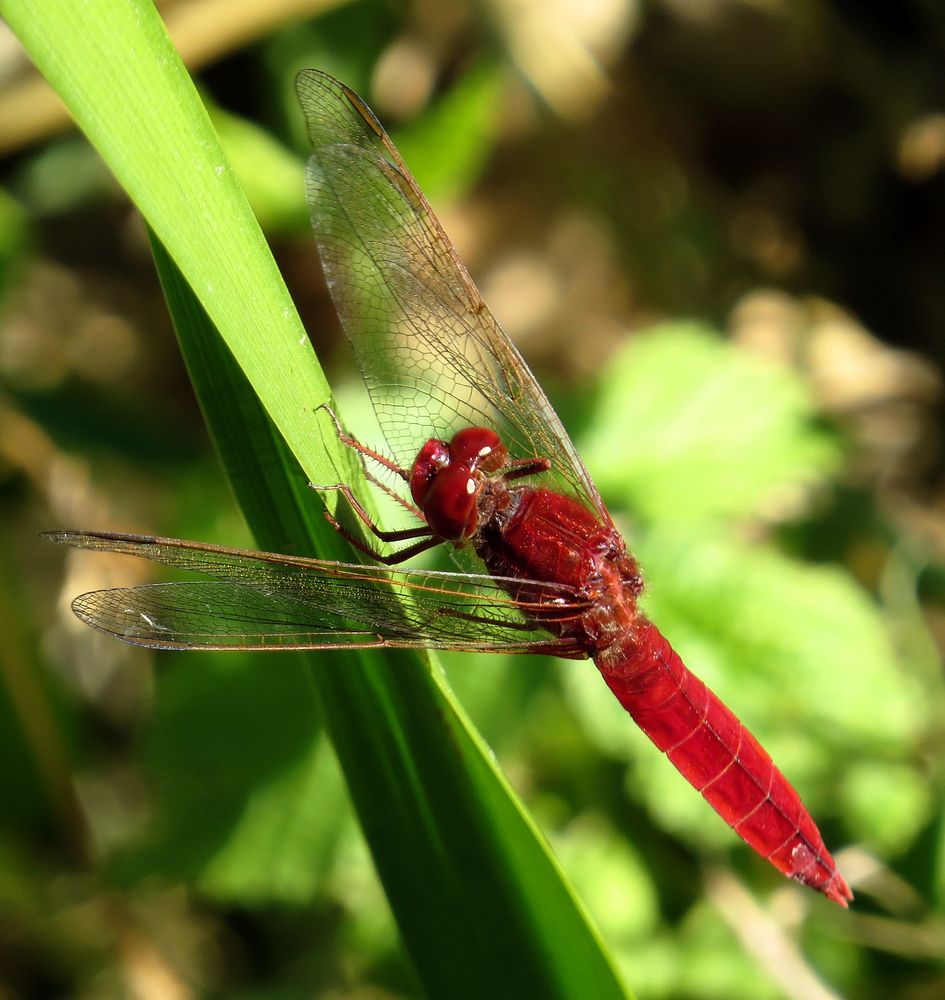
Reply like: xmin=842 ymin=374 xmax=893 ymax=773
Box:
xmin=9 ymin=1 xmax=634 ymax=995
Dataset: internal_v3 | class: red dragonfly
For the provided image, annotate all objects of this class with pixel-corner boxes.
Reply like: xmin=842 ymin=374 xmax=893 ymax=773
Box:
xmin=47 ymin=70 xmax=851 ymax=906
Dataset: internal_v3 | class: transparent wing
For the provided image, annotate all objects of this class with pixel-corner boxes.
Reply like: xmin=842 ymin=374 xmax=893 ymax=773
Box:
xmin=296 ymin=69 xmax=608 ymax=522
xmin=48 ymin=531 xmax=589 ymax=655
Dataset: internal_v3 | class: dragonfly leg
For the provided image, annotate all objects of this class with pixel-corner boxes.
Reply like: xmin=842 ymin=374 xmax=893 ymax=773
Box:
xmin=323 ymin=512 xmax=443 ymax=565
xmin=502 ymin=456 xmax=552 ymax=483
xmin=313 ymin=482 xmax=443 ymax=565
xmin=316 ymin=402 xmax=409 ymax=480
xmin=361 ymin=466 xmax=425 ymax=519
xmin=315 ymin=483 xmax=433 ymax=542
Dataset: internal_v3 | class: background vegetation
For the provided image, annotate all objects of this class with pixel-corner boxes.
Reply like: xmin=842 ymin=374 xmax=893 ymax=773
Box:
xmin=2 ymin=1 xmax=944 ymax=998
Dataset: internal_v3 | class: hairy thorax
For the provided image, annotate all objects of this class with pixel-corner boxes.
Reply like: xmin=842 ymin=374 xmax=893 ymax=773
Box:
xmin=472 ymin=484 xmax=643 ymax=654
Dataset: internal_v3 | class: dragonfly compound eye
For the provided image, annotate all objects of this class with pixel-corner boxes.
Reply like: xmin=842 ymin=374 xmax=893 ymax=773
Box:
xmin=422 ymin=464 xmax=480 ymax=540
xmin=409 ymin=438 xmax=451 ymax=507
xmin=450 ymin=427 xmax=507 ymax=472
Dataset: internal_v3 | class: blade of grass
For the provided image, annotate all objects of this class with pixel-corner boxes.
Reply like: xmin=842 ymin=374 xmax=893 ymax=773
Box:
xmin=9 ymin=1 xmax=635 ymax=995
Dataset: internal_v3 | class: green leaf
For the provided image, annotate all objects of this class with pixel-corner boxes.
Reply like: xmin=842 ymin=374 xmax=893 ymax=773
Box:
xmin=674 ymin=902 xmax=783 ymax=1000
xmin=121 ymin=654 xmax=348 ymax=905
xmin=11 ymin=1 xmax=631 ymax=995
xmin=636 ymin=527 xmax=924 ymax=750
xmin=0 ymin=185 xmax=28 ymax=287
xmin=579 ymin=323 xmax=842 ymax=525
xmin=211 ymin=103 xmax=308 ymax=233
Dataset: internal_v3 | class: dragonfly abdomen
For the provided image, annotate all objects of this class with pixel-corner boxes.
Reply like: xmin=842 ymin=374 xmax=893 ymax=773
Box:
xmin=596 ymin=621 xmax=852 ymax=905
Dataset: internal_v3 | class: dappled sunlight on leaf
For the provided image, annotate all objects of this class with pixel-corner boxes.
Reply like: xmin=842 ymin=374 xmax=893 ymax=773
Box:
xmin=841 ymin=763 xmax=932 ymax=858
xmin=580 ymin=323 xmax=842 ymax=525
xmin=117 ymin=654 xmax=349 ymax=905
xmin=551 ymin=813 xmax=659 ymax=940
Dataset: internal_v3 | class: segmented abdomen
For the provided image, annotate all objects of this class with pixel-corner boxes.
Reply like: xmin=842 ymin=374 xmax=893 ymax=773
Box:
xmin=596 ymin=621 xmax=851 ymax=905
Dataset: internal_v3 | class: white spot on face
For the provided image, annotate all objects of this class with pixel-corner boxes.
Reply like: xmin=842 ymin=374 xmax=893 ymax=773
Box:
xmin=466 ymin=477 xmax=476 ymax=494
xmin=478 ymin=445 xmax=492 ymax=457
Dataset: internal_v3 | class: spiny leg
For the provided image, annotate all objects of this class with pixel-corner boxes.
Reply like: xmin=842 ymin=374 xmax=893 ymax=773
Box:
xmin=314 ymin=405 xmax=439 ymax=564
xmin=361 ymin=465 xmax=425 ymax=520
xmin=316 ymin=402 xmax=408 ymax=480
xmin=313 ymin=483 xmax=433 ymax=543
xmin=502 ymin=456 xmax=552 ymax=482
xmin=324 ymin=517 xmax=442 ymax=565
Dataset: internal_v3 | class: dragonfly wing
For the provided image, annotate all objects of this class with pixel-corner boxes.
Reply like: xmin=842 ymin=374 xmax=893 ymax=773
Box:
xmin=48 ymin=531 xmax=588 ymax=655
xmin=72 ymin=581 xmax=384 ymax=650
xmin=71 ymin=581 xmax=580 ymax=653
xmin=296 ymin=70 xmax=607 ymax=521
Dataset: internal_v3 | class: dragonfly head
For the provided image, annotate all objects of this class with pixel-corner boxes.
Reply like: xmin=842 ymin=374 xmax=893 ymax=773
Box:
xmin=408 ymin=428 xmax=509 ymax=540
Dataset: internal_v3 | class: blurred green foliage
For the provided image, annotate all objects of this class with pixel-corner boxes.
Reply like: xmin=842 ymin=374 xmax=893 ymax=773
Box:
xmin=580 ymin=325 xmax=842 ymax=524
xmin=2 ymin=0 xmax=945 ymax=998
